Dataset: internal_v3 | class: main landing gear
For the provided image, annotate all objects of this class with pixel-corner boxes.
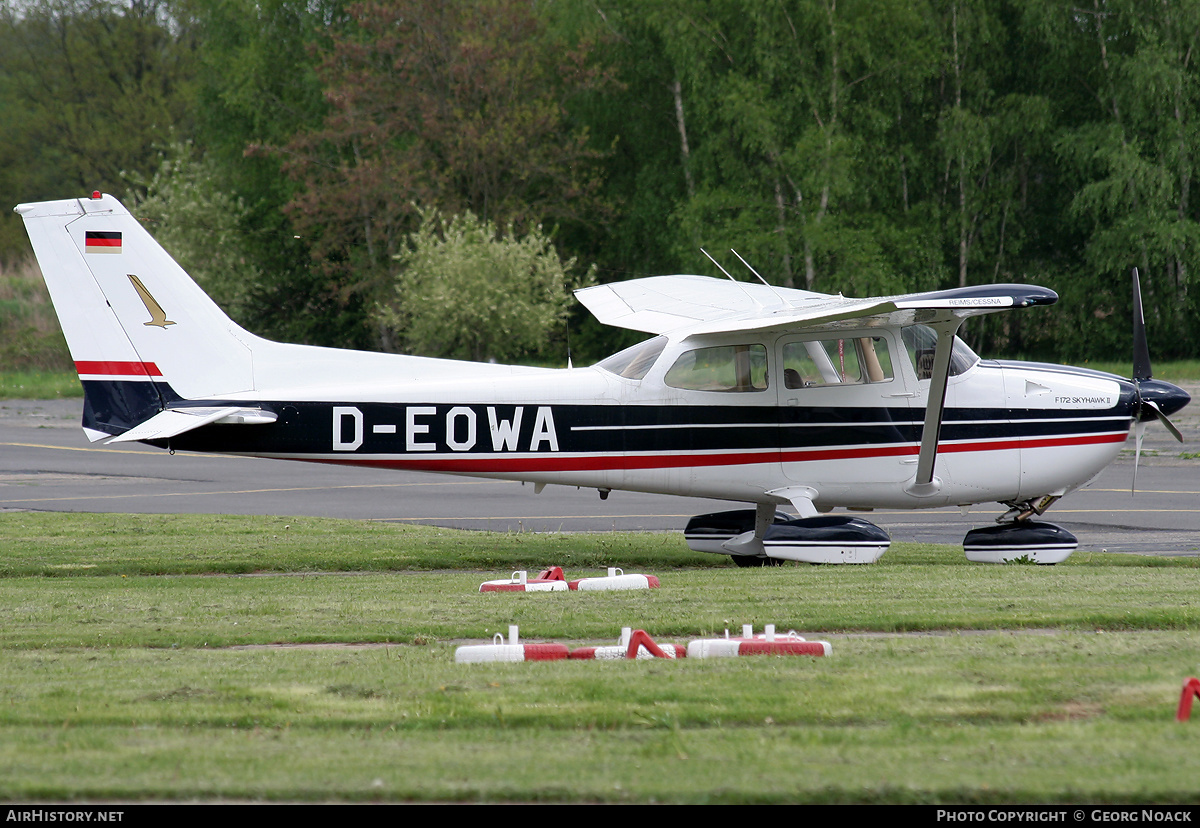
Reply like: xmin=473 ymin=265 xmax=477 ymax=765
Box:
xmin=684 ymin=508 xmax=891 ymax=566
xmin=684 ymin=495 xmax=1077 ymax=566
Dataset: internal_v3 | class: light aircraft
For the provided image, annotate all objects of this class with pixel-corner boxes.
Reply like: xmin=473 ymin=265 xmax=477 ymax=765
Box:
xmin=16 ymin=192 xmax=1190 ymax=565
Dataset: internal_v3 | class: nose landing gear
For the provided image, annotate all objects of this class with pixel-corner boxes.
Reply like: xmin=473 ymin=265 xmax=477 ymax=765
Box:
xmin=964 ymin=497 xmax=1076 ymax=564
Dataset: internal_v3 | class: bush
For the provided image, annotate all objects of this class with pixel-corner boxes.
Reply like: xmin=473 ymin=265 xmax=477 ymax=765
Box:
xmin=0 ymin=257 xmax=71 ymax=371
xmin=374 ymin=210 xmax=593 ymax=362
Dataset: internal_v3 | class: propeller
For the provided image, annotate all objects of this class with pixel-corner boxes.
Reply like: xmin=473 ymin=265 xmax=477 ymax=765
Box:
xmin=1129 ymin=268 xmax=1190 ymax=490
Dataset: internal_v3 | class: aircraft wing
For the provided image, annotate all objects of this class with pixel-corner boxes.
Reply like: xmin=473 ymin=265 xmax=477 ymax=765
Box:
xmin=575 ymin=275 xmax=1057 ymax=337
xmin=574 ymin=275 xmax=832 ymax=334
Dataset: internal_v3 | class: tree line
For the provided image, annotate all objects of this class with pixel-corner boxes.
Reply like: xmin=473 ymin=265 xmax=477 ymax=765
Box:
xmin=2 ymin=0 xmax=1198 ymax=365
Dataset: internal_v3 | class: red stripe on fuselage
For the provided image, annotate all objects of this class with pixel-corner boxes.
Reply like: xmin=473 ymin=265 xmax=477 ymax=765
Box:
xmin=299 ymin=431 xmax=1129 ymax=474
xmin=75 ymin=361 xmax=163 ymax=378
xmin=934 ymin=432 xmax=1128 ymax=454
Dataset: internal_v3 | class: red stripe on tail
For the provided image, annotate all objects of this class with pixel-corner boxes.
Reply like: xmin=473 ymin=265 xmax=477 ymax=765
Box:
xmin=75 ymin=361 xmax=163 ymax=378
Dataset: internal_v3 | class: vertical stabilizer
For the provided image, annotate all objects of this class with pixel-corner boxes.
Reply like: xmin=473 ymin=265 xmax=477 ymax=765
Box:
xmin=16 ymin=193 xmax=256 ymax=438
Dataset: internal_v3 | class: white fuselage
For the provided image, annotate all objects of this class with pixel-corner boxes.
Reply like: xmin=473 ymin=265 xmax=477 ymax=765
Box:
xmin=168 ymin=325 xmax=1132 ymax=513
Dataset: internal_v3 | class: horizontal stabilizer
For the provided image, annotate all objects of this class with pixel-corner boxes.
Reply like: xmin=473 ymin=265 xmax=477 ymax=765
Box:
xmin=106 ymin=407 xmax=276 ymax=444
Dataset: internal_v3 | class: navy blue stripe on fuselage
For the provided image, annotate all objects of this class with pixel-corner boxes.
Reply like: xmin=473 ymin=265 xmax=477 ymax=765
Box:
xmin=143 ymin=398 xmax=1134 ymax=458
xmin=80 ymin=376 xmax=1136 ymax=462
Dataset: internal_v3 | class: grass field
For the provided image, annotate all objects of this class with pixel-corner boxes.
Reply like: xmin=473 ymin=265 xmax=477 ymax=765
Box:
xmin=2 ymin=512 xmax=1200 ymax=803
xmin=0 ymin=370 xmax=81 ymax=399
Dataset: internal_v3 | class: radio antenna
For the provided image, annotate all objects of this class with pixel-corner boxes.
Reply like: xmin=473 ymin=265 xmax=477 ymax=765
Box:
xmin=701 ymin=248 xmax=763 ymax=309
xmin=730 ymin=249 xmax=769 ymax=286
xmin=730 ymin=248 xmax=790 ymax=306
xmin=565 ymin=315 xmax=574 ymax=370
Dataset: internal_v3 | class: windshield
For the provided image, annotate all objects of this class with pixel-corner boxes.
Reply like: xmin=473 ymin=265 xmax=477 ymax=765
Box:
xmin=594 ymin=336 xmax=667 ymax=380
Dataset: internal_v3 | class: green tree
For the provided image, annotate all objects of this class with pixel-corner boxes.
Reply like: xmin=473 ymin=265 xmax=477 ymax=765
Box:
xmin=279 ymin=0 xmax=609 ymax=351
xmin=0 ymin=0 xmax=195 ymax=192
xmin=0 ymin=0 xmax=196 ymax=257
xmin=922 ymin=1 xmax=1058 ymax=356
xmin=374 ymin=211 xmax=592 ymax=363
xmin=1049 ymin=0 xmax=1200 ymax=359
xmin=599 ymin=0 xmax=940 ymax=296
xmin=129 ymin=139 xmax=260 ymax=322
xmin=934 ymin=3 xmax=1052 ymax=289
xmin=176 ymin=0 xmax=356 ymax=347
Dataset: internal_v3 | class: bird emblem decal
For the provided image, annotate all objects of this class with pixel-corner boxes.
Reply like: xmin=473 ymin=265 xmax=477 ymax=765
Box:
xmin=127 ymin=274 xmax=176 ymax=328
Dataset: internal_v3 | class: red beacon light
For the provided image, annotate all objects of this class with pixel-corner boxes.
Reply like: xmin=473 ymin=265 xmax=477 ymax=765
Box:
xmin=91 ymin=191 xmax=101 ymax=199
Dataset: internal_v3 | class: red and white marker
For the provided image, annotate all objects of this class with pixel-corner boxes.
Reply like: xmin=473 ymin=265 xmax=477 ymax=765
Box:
xmin=479 ymin=566 xmax=569 ymax=593
xmin=569 ymin=628 xmax=685 ymax=660
xmin=1177 ymin=677 xmax=1200 ymax=722
xmin=687 ymin=624 xmax=831 ymax=658
xmin=568 ymin=567 xmax=660 ymax=591
xmin=455 ymin=625 xmax=570 ymax=663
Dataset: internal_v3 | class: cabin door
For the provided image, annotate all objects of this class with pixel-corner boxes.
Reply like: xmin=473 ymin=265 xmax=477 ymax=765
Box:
xmin=775 ymin=331 xmax=918 ymax=505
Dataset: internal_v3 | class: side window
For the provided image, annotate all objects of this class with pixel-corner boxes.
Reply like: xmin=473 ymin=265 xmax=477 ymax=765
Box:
xmin=665 ymin=344 xmax=768 ymax=392
xmin=900 ymin=325 xmax=980 ymax=380
xmin=781 ymin=336 xmax=894 ymax=388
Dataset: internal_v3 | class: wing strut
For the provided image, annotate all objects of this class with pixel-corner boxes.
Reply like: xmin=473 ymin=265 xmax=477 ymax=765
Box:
xmin=905 ymin=319 xmax=965 ymax=497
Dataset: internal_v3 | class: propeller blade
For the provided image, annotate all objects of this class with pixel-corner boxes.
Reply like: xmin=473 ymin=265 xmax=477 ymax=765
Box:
xmin=1144 ymin=399 xmax=1185 ymax=442
xmin=1132 ymin=420 xmax=1145 ymax=494
xmin=1126 ymin=269 xmax=1187 ymax=492
xmin=1132 ymin=268 xmax=1153 ymax=382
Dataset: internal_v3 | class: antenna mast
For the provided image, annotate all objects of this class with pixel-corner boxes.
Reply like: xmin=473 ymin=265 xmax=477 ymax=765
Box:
xmin=701 ymin=248 xmax=763 ymax=309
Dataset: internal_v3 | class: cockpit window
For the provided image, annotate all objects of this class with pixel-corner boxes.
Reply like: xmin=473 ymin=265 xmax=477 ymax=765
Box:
xmin=664 ymin=344 xmax=768 ymax=392
xmin=901 ymin=325 xmax=980 ymax=379
xmin=595 ymin=335 xmax=667 ymax=380
xmin=781 ymin=336 xmax=894 ymax=388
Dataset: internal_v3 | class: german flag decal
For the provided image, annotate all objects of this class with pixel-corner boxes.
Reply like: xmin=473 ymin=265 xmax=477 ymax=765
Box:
xmin=85 ymin=231 xmax=122 ymax=253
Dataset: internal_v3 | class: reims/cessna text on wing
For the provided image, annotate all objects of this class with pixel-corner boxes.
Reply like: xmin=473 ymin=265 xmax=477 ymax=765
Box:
xmin=16 ymin=193 xmax=1190 ymax=565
